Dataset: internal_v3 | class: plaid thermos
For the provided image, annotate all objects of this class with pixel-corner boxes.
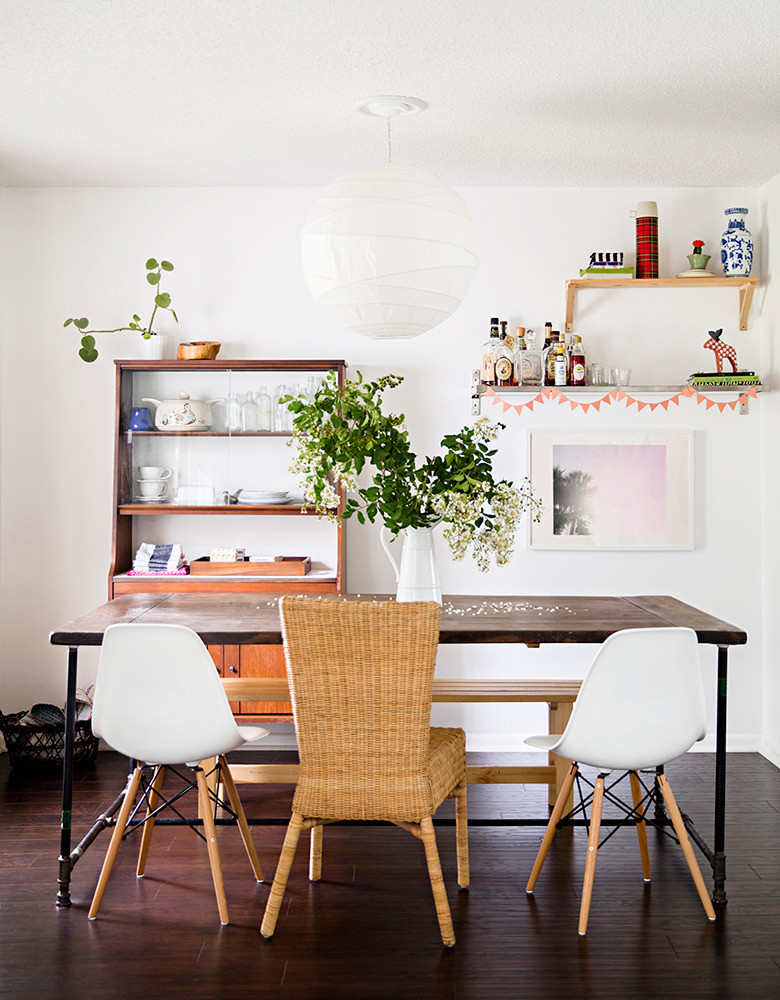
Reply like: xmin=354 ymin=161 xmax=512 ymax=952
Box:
xmin=633 ymin=200 xmax=658 ymax=279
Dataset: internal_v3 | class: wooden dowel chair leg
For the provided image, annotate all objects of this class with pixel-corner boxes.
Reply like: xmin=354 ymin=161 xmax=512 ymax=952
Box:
xmin=657 ymin=774 xmax=716 ymax=921
xmin=136 ymin=765 xmax=165 ymax=878
xmin=420 ymin=816 xmax=456 ymax=948
xmin=196 ymin=769 xmax=229 ymax=925
xmin=89 ymin=766 xmax=143 ymax=920
xmin=217 ymin=757 xmax=263 ymax=883
xmin=261 ymin=812 xmax=305 ymax=939
xmin=455 ymin=782 xmax=469 ymax=889
xmin=578 ymin=774 xmax=605 ymax=936
xmin=630 ymin=771 xmax=652 ymax=882
xmin=197 ymin=757 xmax=218 ymax=821
xmin=309 ymin=825 xmax=323 ymax=882
xmin=526 ymin=762 xmax=578 ymax=894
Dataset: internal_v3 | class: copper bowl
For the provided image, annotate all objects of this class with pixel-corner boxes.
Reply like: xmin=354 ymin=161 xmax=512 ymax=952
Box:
xmin=177 ymin=341 xmax=221 ymax=361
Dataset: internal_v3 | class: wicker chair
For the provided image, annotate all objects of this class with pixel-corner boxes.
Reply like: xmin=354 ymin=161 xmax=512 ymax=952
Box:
xmin=260 ymin=596 xmax=469 ymax=947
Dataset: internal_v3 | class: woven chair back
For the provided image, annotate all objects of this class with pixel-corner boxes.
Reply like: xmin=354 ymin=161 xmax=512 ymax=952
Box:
xmin=279 ymin=597 xmax=442 ymax=821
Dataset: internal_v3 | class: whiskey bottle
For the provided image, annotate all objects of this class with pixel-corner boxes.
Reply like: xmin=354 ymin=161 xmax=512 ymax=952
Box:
xmin=521 ymin=329 xmax=542 ymax=386
xmin=543 ymin=332 xmax=560 ymax=386
xmin=481 ymin=318 xmax=500 ymax=385
xmin=495 ymin=322 xmax=515 ymax=387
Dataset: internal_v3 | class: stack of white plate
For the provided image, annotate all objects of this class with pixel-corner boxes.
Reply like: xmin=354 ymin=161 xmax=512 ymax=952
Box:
xmin=238 ymin=490 xmax=292 ymax=505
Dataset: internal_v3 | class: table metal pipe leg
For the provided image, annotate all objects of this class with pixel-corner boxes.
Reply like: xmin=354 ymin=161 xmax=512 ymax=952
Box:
xmin=712 ymin=645 xmax=729 ymax=908
xmin=57 ymin=646 xmax=79 ymax=907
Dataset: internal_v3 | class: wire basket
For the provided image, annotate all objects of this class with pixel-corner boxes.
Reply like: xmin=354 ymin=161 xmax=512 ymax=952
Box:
xmin=0 ymin=711 xmax=99 ymax=771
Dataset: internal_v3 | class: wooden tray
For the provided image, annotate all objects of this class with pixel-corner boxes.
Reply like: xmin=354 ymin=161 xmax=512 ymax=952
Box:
xmin=189 ymin=556 xmax=311 ymax=577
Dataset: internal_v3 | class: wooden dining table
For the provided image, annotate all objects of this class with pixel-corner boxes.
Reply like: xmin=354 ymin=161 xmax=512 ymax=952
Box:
xmin=49 ymin=591 xmax=746 ymax=910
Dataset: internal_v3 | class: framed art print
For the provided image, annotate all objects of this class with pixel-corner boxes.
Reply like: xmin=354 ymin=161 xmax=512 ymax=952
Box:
xmin=529 ymin=431 xmax=693 ymax=550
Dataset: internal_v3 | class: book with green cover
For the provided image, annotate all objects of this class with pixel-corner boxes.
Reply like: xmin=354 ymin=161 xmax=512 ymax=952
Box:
xmin=578 ymin=266 xmax=634 ymax=278
xmin=688 ymin=370 xmax=760 ymax=387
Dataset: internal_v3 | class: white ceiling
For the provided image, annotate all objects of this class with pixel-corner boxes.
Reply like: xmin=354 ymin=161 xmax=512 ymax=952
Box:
xmin=1 ymin=0 xmax=779 ymax=188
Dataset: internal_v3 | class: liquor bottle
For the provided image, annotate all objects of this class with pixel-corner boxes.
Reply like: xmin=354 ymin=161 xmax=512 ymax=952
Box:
xmin=543 ymin=322 xmax=553 ymax=351
xmin=570 ymin=336 xmax=586 ymax=387
xmin=559 ymin=333 xmax=571 ymax=385
xmin=495 ymin=322 xmax=515 ymax=387
xmin=542 ymin=332 xmax=560 ymax=386
xmin=481 ymin=317 xmax=500 ymax=385
xmin=521 ymin=329 xmax=542 ymax=386
xmin=554 ymin=344 xmax=568 ymax=386
xmin=512 ymin=326 xmax=525 ymax=385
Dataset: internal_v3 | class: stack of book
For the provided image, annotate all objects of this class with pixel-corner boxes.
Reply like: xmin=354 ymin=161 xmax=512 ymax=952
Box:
xmin=687 ymin=370 xmax=761 ymax=388
xmin=579 ymin=252 xmax=633 ymax=278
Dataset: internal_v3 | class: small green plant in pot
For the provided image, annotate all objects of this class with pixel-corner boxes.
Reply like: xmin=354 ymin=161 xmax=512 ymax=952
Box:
xmin=64 ymin=257 xmax=178 ymax=362
xmin=285 ymin=371 xmax=542 ymax=571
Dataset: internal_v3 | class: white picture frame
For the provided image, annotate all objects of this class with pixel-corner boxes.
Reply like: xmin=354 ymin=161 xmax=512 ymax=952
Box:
xmin=529 ymin=431 xmax=693 ymax=550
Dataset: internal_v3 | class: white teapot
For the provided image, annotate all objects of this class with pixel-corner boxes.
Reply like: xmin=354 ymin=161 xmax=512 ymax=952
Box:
xmin=141 ymin=390 xmax=224 ymax=431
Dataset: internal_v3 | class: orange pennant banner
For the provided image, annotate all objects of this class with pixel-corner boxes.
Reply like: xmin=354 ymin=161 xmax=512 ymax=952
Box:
xmin=488 ymin=381 xmax=758 ymax=417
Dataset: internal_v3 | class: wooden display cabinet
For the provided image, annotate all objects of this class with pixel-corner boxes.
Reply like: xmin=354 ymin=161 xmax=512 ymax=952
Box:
xmin=109 ymin=359 xmax=348 ymax=721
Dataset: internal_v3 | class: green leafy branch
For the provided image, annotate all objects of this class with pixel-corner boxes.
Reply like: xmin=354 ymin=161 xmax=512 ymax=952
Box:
xmin=64 ymin=258 xmax=177 ymax=362
xmin=284 ymin=371 xmax=542 ymax=568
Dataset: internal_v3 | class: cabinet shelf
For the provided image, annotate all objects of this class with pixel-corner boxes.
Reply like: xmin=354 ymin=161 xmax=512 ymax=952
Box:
xmin=564 ymin=276 xmax=758 ymax=333
xmin=120 ymin=500 xmax=342 ymax=514
xmin=111 ymin=358 xmax=348 ymax=723
xmin=118 ymin=503 xmax=311 ymax=514
xmin=111 ymin=570 xmax=338 ymax=596
xmin=126 ymin=430 xmax=293 ymax=438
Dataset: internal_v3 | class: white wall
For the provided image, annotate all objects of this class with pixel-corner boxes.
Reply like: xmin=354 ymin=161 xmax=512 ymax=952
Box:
xmin=759 ymin=171 xmax=780 ymax=765
xmin=0 ymin=185 xmax=764 ymax=750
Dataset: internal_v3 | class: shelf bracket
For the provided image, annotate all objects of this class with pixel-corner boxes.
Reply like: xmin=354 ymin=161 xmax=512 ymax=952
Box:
xmin=738 ymin=280 xmax=755 ymax=332
xmin=564 ymin=281 xmax=576 ymax=333
xmin=471 ymin=370 xmax=481 ymax=415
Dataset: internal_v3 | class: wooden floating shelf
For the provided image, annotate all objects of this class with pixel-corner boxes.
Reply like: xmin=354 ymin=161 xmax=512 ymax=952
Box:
xmin=564 ymin=276 xmax=758 ymax=333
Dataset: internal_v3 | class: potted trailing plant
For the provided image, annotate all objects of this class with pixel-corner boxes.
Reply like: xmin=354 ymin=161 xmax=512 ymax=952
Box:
xmin=64 ymin=257 xmax=177 ymax=362
xmin=285 ymin=372 xmax=541 ymax=598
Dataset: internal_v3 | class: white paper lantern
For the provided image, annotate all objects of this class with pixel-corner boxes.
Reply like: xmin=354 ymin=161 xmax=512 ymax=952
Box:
xmin=301 ymin=162 xmax=479 ymax=339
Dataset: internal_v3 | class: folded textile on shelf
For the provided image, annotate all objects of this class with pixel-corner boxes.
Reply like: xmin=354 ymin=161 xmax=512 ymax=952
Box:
xmin=133 ymin=543 xmax=186 ymax=573
xmin=127 ymin=567 xmax=190 ymax=576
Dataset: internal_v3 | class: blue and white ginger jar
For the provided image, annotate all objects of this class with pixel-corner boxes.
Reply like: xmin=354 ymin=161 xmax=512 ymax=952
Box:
xmin=721 ymin=208 xmax=753 ymax=277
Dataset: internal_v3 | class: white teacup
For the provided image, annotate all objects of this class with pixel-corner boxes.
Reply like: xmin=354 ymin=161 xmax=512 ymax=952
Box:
xmin=137 ymin=480 xmax=166 ymax=498
xmin=138 ymin=466 xmax=171 ymax=481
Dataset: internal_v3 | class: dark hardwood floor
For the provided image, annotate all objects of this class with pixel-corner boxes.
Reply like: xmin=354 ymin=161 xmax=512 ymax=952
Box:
xmin=1 ymin=750 xmax=778 ymax=1000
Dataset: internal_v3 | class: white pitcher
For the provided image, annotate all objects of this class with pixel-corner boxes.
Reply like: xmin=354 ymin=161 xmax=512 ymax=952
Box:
xmin=380 ymin=525 xmax=442 ymax=604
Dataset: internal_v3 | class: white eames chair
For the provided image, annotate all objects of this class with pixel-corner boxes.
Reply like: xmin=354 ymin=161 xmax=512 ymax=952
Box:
xmin=525 ymin=627 xmax=716 ymax=935
xmin=88 ymin=623 xmax=268 ymax=924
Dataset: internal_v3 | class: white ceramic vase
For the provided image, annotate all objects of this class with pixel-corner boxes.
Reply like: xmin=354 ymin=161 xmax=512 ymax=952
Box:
xmin=140 ymin=332 xmax=164 ymax=360
xmin=720 ymin=208 xmax=753 ymax=277
xmin=380 ymin=525 xmax=442 ymax=604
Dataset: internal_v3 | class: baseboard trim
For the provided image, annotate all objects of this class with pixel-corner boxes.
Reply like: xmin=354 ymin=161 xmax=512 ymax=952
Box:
xmin=759 ymin=739 xmax=780 ymax=769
